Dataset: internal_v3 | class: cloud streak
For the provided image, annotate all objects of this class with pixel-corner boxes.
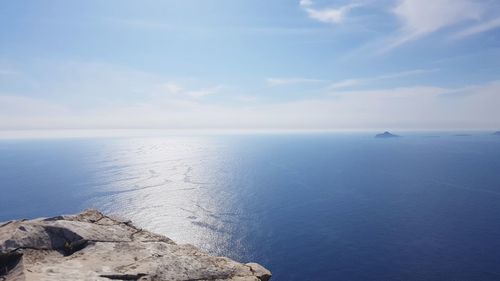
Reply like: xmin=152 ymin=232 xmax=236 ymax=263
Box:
xmin=381 ymin=0 xmax=500 ymax=51
xmin=386 ymin=0 xmax=483 ymax=50
xmin=299 ymin=0 xmax=313 ymax=7
xmin=266 ymin=77 xmax=326 ymax=86
xmin=300 ymin=0 xmax=362 ymax=24
xmin=329 ymin=68 xmax=439 ymax=89
xmin=268 ymin=69 xmax=439 ymax=90
xmin=298 ymin=0 xmax=500 ymax=53
xmin=452 ymin=18 xmax=500 ymax=40
xmin=158 ymin=82 xmax=224 ymax=99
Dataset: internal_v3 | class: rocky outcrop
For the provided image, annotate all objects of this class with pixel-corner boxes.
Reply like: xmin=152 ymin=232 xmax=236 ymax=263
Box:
xmin=0 ymin=210 xmax=271 ymax=281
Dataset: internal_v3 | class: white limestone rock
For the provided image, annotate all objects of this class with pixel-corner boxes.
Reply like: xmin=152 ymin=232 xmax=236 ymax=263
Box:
xmin=0 ymin=210 xmax=271 ymax=281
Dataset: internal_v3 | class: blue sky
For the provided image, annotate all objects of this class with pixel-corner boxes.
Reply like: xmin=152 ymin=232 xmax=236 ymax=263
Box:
xmin=1 ymin=0 xmax=500 ymax=131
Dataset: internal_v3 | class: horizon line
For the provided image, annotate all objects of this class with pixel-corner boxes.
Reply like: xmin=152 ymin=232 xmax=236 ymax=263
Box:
xmin=0 ymin=128 xmax=499 ymax=140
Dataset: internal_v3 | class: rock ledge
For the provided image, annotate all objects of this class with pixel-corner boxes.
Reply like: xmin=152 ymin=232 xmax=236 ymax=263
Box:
xmin=0 ymin=210 xmax=271 ymax=281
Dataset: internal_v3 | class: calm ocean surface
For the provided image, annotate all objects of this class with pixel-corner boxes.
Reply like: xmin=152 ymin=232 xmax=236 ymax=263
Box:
xmin=1 ymin=133 xmax=500 ymax=281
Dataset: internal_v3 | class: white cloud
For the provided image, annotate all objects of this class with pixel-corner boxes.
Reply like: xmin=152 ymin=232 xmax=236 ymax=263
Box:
xmin=268 ymin=69 xmax=437 ymax=90
xmin=329 ymin=68 xmax=439 ymax=89
xmin=329 ymin=79 xmax=362 ymax=89
xmin=301 ymin=0 xmax=499 ymax=53
xmin=157 ymin=82 xmax=224 ymax=99
xmin=299 ymin=0 xmax=313 ymax=7
xmin=185 ymin=85 xmax=224 ymax=98
xmin=452 ymin=18 xmax=500 ymax=39
xmin=388 ymin=0 xmax=483 ymax=49
xmin=266 ymin=77 xmax=326 ymax=86
xmin=160 ymin=82 xmax=184 ymax=95
xmin=331 ymin=85 xmax=448 ymax=99
xmin=300 ymin=1 xmax=362 ymax=24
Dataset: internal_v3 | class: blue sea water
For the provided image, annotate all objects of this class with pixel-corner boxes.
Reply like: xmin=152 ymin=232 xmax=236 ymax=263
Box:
xmin=1 ymin=133 xmax=500 ymax=281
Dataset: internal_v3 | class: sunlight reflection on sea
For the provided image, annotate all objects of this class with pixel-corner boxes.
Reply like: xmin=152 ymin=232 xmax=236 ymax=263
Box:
xmin=82 ymin=137 xmax=248 ymax=257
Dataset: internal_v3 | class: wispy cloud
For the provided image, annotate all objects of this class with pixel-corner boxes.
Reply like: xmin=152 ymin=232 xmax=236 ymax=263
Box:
xmin=386 ymin=0 xmax=484 ymax=50
xmin=299 ymin=0 xmax=500 ymax=53
xmin=299 ymin=0 xmax=313 ymax=7
xmin=452 ymin=18 xmax=500 ymax=40
xmin=300 ymin=0 xmax=362 ymax=24
xmin=158 ymin=82 xmax=224 ymax=99
xmin=268 ymin=68 xmax=438 ymax=89
xmin=160 ymin=82 xmax=184 ymax=95
xmin=266 ymin=77 xmax=326 ymax=86
xmin=329 ymin=79 xmax=361 ymax=90
xmin=329 ymin=69 xmax=439 ymax=89
xmin=186 ymin=85 xmax=225 ymax=98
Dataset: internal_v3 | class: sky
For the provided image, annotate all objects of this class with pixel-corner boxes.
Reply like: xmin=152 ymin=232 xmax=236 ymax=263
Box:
xmin=1 ymin=0 xmax=500 ymax=131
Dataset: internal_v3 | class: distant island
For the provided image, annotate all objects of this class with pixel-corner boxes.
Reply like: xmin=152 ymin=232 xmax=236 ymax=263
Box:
xmin=494 ymin=131 xmax=500 ymax=136
xmin=375 ymin=131 xmax=400 ymax=138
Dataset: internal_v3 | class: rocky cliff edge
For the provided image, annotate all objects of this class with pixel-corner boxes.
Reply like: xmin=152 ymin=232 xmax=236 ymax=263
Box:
xmin=0 ymin=209 xmax=271 ymax=281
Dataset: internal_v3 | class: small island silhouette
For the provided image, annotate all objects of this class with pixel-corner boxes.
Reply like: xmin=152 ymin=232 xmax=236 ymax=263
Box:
xmin=375 ymin=131 xmax=400 ymax=138
xmin=493 ymin=131 xmax=500 ymax=136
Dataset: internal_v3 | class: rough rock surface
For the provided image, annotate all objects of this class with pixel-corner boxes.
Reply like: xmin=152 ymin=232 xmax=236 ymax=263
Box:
xmin=0 ymin=210 xmax=271 ymax=281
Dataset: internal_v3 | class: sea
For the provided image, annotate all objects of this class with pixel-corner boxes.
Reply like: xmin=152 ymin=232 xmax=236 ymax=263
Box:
xmin=1 ymin=132 xmax=500 ymax=281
